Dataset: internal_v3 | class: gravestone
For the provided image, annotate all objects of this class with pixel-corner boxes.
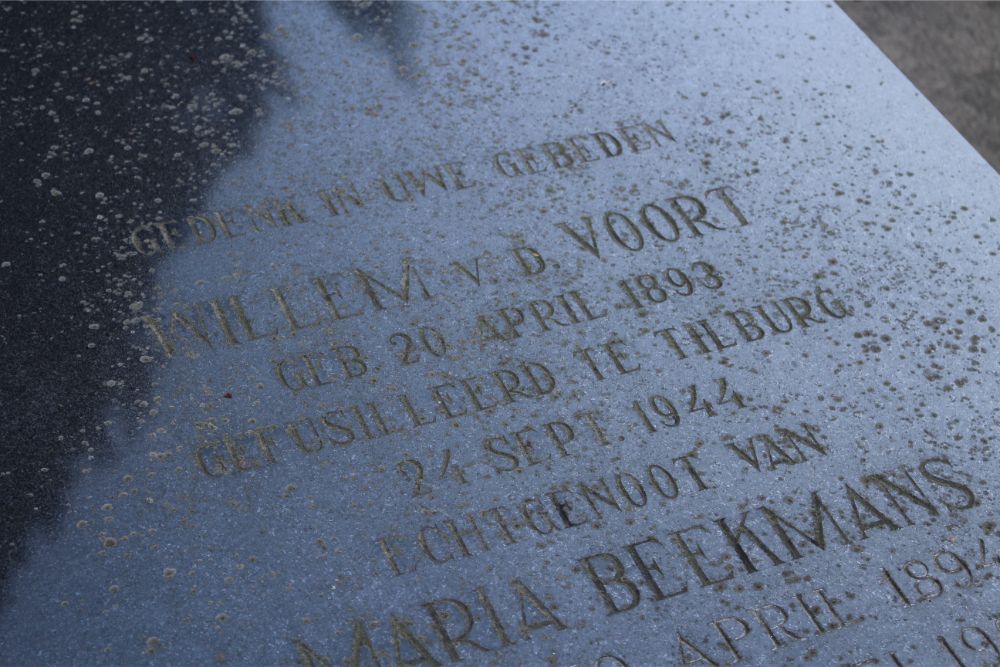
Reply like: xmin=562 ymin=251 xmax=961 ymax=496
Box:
xmin=2 ymin=2 xmax=1000 ymax=665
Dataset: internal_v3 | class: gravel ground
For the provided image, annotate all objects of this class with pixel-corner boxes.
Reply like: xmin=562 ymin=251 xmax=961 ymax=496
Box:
xmin=841 ymin=1 xmax=1000 ymax=173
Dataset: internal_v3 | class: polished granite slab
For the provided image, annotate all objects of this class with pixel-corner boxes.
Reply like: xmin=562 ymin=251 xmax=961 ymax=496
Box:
xmin=2 ymin=2 xmax=1000 ymax=665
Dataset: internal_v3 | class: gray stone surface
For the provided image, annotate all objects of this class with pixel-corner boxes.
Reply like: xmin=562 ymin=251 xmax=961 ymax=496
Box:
xmin=842 ymin=1 xmax=1000 ymax=173
xmin=2 ymin=2 xmax=1000 ymax=665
